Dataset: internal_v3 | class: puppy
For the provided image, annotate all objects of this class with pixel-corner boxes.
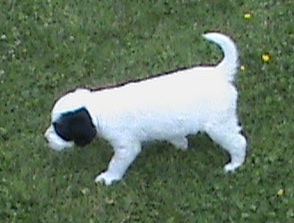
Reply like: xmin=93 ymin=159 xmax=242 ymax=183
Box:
xmin=45 ymin=32 xmax=247 ymax=185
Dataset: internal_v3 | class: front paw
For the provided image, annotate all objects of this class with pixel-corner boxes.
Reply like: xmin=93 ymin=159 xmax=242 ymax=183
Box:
xmin=95 ymin=171 xmax=122 ymax=186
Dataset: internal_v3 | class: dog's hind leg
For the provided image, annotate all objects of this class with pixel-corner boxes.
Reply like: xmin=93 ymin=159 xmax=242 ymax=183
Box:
xmin=205 ymin=122 xmax=247 ymax=172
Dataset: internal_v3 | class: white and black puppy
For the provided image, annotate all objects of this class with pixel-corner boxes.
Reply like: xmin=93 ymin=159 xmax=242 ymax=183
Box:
xmin=45 ymin=32 xmax=247 ymax=186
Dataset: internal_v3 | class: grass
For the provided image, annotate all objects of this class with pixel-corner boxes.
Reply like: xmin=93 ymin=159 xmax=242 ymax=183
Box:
xmin=1 ymin=0 xmax=293 ymax=222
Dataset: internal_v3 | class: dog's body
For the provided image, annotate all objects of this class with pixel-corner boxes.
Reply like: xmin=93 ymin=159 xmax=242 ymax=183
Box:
xmin=45 ymin=33 xmax=247 ymax=185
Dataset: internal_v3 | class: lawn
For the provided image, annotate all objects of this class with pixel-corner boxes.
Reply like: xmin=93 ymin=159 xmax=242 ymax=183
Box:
xmin=1 ymin=0 xmax=293 ymax=222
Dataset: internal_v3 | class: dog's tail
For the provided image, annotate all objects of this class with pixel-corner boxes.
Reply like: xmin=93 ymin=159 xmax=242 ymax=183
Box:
xmin=203 ymin=32 xmax=239 ymax=82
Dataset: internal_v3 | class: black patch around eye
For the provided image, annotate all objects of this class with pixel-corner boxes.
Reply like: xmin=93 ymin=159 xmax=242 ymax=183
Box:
xmin=53 ymin=107 xmax=97 ymax=147
xmin=53 ymin=122 xmax=71 ymax=141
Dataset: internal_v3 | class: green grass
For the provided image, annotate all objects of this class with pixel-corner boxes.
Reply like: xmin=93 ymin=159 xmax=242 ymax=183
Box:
xmin=1 ymin=0 xmax=293 ymax=222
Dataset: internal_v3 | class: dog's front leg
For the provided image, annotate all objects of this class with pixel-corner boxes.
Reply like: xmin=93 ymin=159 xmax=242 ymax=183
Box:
xmin=95 ymin=141 xmax=141 ymax=185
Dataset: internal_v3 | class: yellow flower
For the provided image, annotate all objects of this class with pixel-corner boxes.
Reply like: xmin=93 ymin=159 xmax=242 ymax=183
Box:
xmin=244 ymin=13 xmax=252 ymax=19
xmin=262 ymin=53 xmax=271 ymax=62
xmin=277 ymin=189 xmax=285 ymax=196
xmin=240 ymin=65 xmax=246 ymax=71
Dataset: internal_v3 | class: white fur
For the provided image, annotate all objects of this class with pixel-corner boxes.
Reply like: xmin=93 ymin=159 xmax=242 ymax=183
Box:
xmin=45 ymin=32 xmax=247 ymax=185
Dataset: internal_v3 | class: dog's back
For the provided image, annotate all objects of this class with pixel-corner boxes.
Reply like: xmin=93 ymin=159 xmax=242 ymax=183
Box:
xmin=94 ymin=33 xmax=239 ymax=142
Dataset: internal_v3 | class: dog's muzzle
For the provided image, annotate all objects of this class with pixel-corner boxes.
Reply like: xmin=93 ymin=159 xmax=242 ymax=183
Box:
xmin=44 ymin=126 xmax=74 ymax=151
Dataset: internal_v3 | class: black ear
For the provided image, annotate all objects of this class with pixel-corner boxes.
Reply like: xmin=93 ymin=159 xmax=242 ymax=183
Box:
xmin=53 ymin=107 xmax=97 ymax=147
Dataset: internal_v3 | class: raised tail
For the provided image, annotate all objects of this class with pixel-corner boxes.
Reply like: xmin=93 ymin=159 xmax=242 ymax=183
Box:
xmin=203 ymin=32 xmax=239 ymax=82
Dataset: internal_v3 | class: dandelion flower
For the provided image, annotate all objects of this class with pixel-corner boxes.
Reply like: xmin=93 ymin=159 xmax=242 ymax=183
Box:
xmin=244 ymin=13 xmax=252 ymax=19
xmin=277 ymin=189 xmax=285 ymax=196
xmin=262 ymin=53 xmax=271 ymax=62
xmin=240 ymin=65 xmax=246 ymax=71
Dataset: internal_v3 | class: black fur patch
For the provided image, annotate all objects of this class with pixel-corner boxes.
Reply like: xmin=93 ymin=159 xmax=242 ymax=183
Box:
xmin=53 ymin=107 xmax=97 ymax=147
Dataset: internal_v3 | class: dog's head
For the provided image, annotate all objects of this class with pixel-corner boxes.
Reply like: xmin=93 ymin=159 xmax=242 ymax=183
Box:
xmin=44 ymin=88 xmax=97 ymax=151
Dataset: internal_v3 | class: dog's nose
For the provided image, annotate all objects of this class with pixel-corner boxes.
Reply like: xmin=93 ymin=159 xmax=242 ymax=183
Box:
xmin=44 ymin=137 xmax=49 ymax=143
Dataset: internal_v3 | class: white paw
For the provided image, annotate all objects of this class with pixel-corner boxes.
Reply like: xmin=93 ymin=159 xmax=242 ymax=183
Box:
xmin=224 ymin=162 xmax=241 ymax=172
xmin=95 ymin=171 xmax=122 ymax=186
xmin=170 ymin=137 xmax=188 ymax=150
